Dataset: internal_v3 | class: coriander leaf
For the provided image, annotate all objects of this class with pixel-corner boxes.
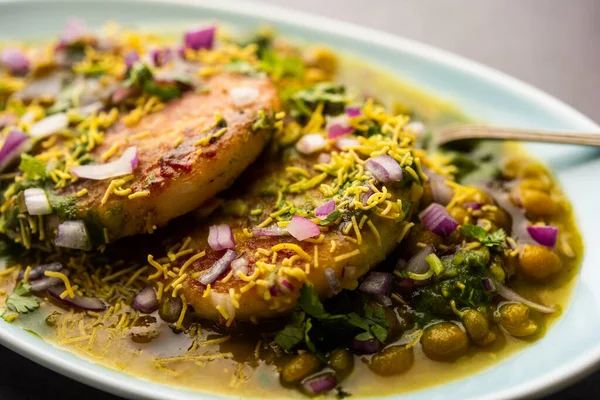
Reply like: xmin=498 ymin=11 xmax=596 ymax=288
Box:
xmin=298 ymin=284 xmax=330 ymax=319
xmin=275 ymin=322 xmax=305 ymax=350
xmin=224 ymin=61 xmax=259 ymax=76
xmin=304 ymin=318 xmax=318 ymax=355
xmin=459 ymin=224 xmax=486 ymax=242
xmin=318 ymin=210 xmax=340 ymax=226
xmin=346 ymin=312 xmax=369 ymax=331
xmin=5 ymin=282 xmax=40 ymax=315
xmin=483 ymin=229 xmax=507 ymax=248
xmin=19 ymin=154 xmax=46 ymax=179
xmin=370 ymin=324 xmax=388 ymax=343
xmin=124 ymin=63 xmax=181 ymax=101
xmin=354 ymin=331 xmax=374 ymax=341
xmin=460 ymin=224 xmax=506 ymax=249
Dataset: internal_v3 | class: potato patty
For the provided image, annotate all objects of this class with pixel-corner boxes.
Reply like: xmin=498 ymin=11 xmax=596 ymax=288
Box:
xmin=57 ymin=71 xmax=281 ymax=244
xmin=146 ymin=111 xmax=426 ymax=323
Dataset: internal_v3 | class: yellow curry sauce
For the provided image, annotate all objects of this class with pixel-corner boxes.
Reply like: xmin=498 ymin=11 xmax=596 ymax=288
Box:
xmin=0 ymin=23 xmax=583 ymax=398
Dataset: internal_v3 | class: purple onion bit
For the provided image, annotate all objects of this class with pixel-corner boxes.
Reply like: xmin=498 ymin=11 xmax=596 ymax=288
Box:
xmin=133 ymin=286 xmax=159 ymax=313
xmin=151 ymin=48 xmax=173 ymax=67
xmin=325 ymin=268 xmax=340 ymax=295
xmin=359 ymin=271 xmax=392 ymax=296
xmin=419 ymin=203 xmax=458 ymax=237
xmin=301 ymin=373 xmax=338 ymax=396
xmin=314 ymin=200 xmax=336 ymax=220
xmin=482 ymin=278 xmax=495 ymax=291
xmin=526 ymin=225 xmax=559 ymax=248
xmin=346 ymin=106 xmax=361 ymax=117
xmin=18 ymin=262 xmax=63 ymax=281
xmin=198 ymin=249 xmax=237 ymax=285
xmin=184 ymin=26 xmax=216 ymax=50
xmin=365 ymin=155 xmax=403 ymax=183
xmin=350 ymin=337 xmax=381 ymax=354
xmin=47 ymin=285 xmax=107 ymax=311
xmin=0 ymin=130 xmax=30 ymax=172
xmin=405 ymin=245 xmax=435 ymax=274
xmin=124 ymin=50 xmax=140 ymax=69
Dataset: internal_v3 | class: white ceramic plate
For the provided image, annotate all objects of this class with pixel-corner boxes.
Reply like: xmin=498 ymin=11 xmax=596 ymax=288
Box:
xmin=0 ymin=1 xmax=599 ymax=399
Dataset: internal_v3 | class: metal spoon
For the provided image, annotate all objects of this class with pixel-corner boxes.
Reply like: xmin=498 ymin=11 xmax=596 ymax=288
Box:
xmin=436 ymin=124 xmax=600 ymax=147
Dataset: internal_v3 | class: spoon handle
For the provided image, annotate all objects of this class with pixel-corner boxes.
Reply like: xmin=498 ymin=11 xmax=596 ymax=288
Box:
xmin=437 ymin=125 xmax=600 ymax=147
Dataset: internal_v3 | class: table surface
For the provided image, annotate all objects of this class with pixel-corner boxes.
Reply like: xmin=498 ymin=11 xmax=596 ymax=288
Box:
xmin=2 ymin=0 xmax=599 ymax=399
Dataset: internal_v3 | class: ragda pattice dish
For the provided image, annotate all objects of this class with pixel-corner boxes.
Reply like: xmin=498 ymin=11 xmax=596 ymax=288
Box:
xmin=0 ymin=21 xmax=583 ymax=398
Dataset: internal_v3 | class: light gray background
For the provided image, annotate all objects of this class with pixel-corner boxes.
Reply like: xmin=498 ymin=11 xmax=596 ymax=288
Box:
xmin=1 ymin=1 xmax=599 ymax=399
xmin=252 ymin=0 xmax=600 ymax=124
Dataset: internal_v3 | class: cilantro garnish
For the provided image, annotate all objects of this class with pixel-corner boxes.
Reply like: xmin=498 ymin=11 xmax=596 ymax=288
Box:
xmin=19 ymin=154 xmax=47 ymax=180
xmin=124 ymin=63 xmax=181 ymax=101
xmin=274 ymin=285 xmax=390 ymax=356
xmin=460 ymin=224 xmax=507 ymax=250
xmin=318 ymin=210 xmax=340 ymax=226
xmin=259 ymin=50 xmax=304 ymax=80
xmin=3 ymin=282 xmax=40 ymax=317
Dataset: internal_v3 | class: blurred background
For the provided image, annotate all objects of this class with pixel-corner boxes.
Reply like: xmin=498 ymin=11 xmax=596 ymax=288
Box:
xmin=1 ymin=0 xmax=599 ymax=399
xmin=252 ymin=0 xmax=600 ymax=124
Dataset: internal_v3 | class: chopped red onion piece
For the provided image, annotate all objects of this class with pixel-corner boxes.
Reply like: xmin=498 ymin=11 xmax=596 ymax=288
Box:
xmin=425 ymin=171 xmax=454 ymax=206
xmin=133 ymin=286 xmax=159 ymax=313
xmin=252 ymin=226 xmax=289 ymax=237
xmin=208 ymin=224 xmax=236 ymax=251
xmin=359 ymin=271 xmax=392 ymax=296
xmin=23 ymin=188 xmax=52 ymax=215
xmin=270 ymin=284 xmax=283 ymax=297
xmin=325 ymin=268 xmax=340 ymax=294
xmin=404 ymin=121 xmax=425 ymax=136
xmin=18 ymin=262 xmax=63 ymax=281
xmin=419 ymin=203 xmax=458 ymax=237
xmin=229 ymin=86 xmax=259 ymax=107
xmin=350 ymin=337 xmax=381 ymax=354
xmin=150 ymin=48 xmax=172 ymax=67
xmin=328 ymin=124 xmax=353 ymax=139
xmin=296 ymin=133 xmax=326 ymax=155
xmin=482 ymin=278 xmax=495 ymax=291
xmin=302 ymin=373 xmax=337 ymax=395
xmin=55 ymin=220 xmax=91 ymax=250
xmin=287 ymin=216 xmax=320 ymax=241
xmin=71 ymin=146 xmax=138 ymax=180
xmin=199 ymin=249 xmax=237 ymax=285
xmin=326 ymin=114 xmax=352 ymax=139
xmin=494 ymin=280 xmax=556 ymax=314
xmin=1 ymin=48 xmax=29 ymax=74
xmin=29 ymin=275 xmax=65 ymax=292
xmin=360 ymin=187 xmax=374 ymax=205
xmin=374 ymin=294 xmax=392 ymax=307
xmin=335 ymin=136 xmax=360 ymax=150
xmin=111 ymin=87 xmax=135 ymax=104
xmin=231 ymin=257 xmax=249 ymax=278
xmin=526 ymin=225 xmax=558 ymax=248
xmin=405 ymin=245 xmax=435 ymax=274
xmin=0 ymin=130 xmax=29 ymax=172
xmin=29 ymin=113 xmax=69 ymax=138
xmin=366 ymin=155 xmax=403 ymax=183
xmin=315 ymin=200 xmax=335 ymax=220
xmin=346 ymin=107 xmax=361 ymax=117
xmin=48 ymin=285 xmax=107 ymax=311
xmin=463 ymin=201 xmax=482 ymax=210
xmin=279 ymin=278 xmax=294 ymax=292
xmin=184 ymin=26 xmax=216 ymax=50
xmin=124 ymin=50 xmax=140 ymax=68
xmin=59 ymin=18 xmax=90 ymax=45
xmin=316 ymin=153 xmax=331 ymax=164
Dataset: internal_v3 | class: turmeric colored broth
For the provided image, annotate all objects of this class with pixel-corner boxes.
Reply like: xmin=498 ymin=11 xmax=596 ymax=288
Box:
xmin=0 ymin=46 xmax=582 ymax=398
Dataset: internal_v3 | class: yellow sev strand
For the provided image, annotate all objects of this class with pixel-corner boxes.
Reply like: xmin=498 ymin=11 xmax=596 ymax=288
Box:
xmin=176 ymin=294 xmax=188 ymax=329
xmin=179 ymin=251 xmax=206 ymax=275
xmin=333 ymin=249 xmax=361 ymax=262
xmin=45 ymin=271 xmax=75 ymax=298
xmin=270 ymin=243 xmax=311 ymax=261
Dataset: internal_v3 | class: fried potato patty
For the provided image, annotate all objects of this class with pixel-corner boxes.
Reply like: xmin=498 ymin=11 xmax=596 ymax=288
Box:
xmin=149 ymin=134 xmax=423 ymax=322
xmin=58 ymin=72 xmax=281 ymax=244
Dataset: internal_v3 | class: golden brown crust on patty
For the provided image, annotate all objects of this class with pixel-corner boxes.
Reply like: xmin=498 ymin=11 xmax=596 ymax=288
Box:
xmin=59 ymin=72 xmax=281 ymax=244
